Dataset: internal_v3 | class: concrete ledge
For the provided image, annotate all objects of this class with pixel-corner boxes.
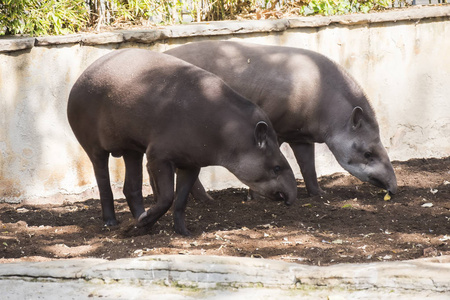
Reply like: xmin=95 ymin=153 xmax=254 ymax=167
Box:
xmin=0 ymin=37 xmax=35 ymax=53
xmin=1 ymin=255 xmax=449 ymax=298
xmin=81 ymin=32 xmax=124 ymax=45
xmin=35 ymin=34 xmax=83 ymax=46
xmin=1 ymin=6 xmax=449 ymax=52
xmin=167 ymin=18 xmax=290 ymax=38
xmin=121 ymin=29 xmax=171 ymax=43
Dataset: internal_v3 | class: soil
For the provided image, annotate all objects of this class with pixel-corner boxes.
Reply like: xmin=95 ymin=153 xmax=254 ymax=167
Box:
xmin=1 ymin=157 xmax=449 ymax=266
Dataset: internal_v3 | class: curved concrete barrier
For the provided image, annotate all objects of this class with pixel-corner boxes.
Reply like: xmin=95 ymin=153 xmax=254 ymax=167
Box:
xmin=1 ymin=255 xmax=449 ymax=299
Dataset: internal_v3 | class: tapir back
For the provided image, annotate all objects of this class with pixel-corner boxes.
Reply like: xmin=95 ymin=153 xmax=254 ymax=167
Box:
xmin=165 ymin=41 xmax=377 ymax=141
xmin=68 ymin=48 xmax=262 ymax=165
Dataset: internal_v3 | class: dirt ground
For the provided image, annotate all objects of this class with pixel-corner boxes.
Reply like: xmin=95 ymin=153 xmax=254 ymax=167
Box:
xmin=1 ymin=157 xmax=449 ymax=266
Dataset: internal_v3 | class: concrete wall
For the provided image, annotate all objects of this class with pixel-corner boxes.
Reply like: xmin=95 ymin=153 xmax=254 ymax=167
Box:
xmin=1 ymin=6 xmax=449 ymax=203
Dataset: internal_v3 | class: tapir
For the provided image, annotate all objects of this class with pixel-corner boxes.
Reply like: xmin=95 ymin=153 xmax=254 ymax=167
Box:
xmin=67 ymin=48 xmax=297 ymax=236
xmin=165 ymin=41 xmax=397 ymax=198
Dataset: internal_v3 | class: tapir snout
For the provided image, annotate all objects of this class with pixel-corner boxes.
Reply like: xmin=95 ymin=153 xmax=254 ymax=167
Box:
xmin=328 ymin=106 xmax=397 ymax=196
xmin=227 ymin=121 xmax=297 ymax=206
xmin=249 ymin=167 xmax=297 ymax=206
xmin=367 ymin=160 xmax=397 ymax=195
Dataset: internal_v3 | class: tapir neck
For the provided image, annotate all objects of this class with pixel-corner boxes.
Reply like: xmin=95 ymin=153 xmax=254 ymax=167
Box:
xmin=320 ymin=86 xmax=377 ymax=147
xmin=315 ymin=102 xmax=349 ymax=146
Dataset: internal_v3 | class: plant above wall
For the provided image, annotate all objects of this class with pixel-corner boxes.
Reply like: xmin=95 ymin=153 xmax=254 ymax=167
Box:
xmin=295 ymin=0 xmax=392 ymax=16
xmin=0 ymin=0 xmax=406 ymax=36
xmin=0 ymin=0 xmax=89 ymax=36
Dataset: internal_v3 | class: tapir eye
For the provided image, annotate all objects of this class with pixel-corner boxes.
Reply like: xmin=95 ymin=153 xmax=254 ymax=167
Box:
xmin=364 ymin=152 xmax=372 ymax=159
xmin=273 ymin=165 xmax=281 ymax=175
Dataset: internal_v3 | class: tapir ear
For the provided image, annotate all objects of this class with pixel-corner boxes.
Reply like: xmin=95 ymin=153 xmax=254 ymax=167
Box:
xmin=254 ymin=121 xmax=268 ymax=149
xmin=351 ymin=106 xmax=364 ymax=130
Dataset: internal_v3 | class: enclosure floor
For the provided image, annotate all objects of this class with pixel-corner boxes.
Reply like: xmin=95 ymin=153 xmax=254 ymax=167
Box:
xmin=1 ymin=157 xmax=449 ymax=266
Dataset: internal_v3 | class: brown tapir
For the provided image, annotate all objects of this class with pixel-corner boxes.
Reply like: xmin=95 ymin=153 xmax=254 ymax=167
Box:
xmin=165 ymin=41 xmax=397 ymax=198
xmin=67 ymin=48 xmax=297 ymax=236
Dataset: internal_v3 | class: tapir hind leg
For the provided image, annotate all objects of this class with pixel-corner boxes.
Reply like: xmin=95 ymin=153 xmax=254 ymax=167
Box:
xmin=122 ymin=150 xmax=146 ymax=219
xmin=90 ymin=150 xmax=117 ymax=226
xmin=137 ymin=158 xmax=175 ymax=229
xmin=173 ymin=167 xmax=201 ymax=236
xmin=190 ymin=178 xmax=214 ymax=202
xmin=289 ymin=142 xmax=325 ymax=196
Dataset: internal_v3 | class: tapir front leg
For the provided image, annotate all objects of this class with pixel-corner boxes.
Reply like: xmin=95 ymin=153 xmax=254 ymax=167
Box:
xmin=137 ymin=158 xmax=175 ymax=229
xmin=90 ymin=151 xmax=118 ymax=226
xmin=289 ymin=142 xmax=325 ymax=196
xmin=122 ymin=150 xmax=146 ymax=219
xmin=173 ymin=167 xmax=201 ymax=236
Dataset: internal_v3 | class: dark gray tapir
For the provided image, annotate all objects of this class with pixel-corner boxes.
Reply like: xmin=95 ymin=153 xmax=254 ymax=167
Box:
xmin=67 ymin=48 xmax=297 ymax=235
xmin=166 ymin=41 xmax=397 ymax=197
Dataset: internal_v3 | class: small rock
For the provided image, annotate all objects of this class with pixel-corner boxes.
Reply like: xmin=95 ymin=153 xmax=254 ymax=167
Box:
xmin=423 ymin=247 xmax=438 ymax=257
xmin=259 ymin=224 xmax=273 ymax=229
xmin=439 ymin=235 xmax=450 ymax=242
xmin=421 ymin=203 xmax=433 ymax=208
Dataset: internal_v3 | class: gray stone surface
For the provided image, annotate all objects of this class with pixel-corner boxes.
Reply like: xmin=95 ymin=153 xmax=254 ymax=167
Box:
xmin=81 ymin=32 xmax=124 ymax=45
xmin=0 ymin=255 xmax=449 ymax=299
xmin=35 ymin=34 xmax=82 ymax=46
xmin=122 ymin=29 xmax=171 ymax=43
xmin=0 ymin=37 xmax=35 ymax=53
xmin=167 ymin=19 xmax=290 ymax=38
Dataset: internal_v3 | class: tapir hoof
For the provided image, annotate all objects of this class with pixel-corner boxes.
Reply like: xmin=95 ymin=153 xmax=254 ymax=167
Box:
xmin=103 ymin=218 xmax=119 ymax=227
xmin=137 ymin=211 xmax=148 ymax=223
xmin=308 ymin=188 xmax=326 ymax=197
xmin=174 ymin=218 xmax=192 ymax=236
xmin=174 ymin=226 xmax=192 ymax=237
xmin=136 ymin=210 xmax=157 ymax=229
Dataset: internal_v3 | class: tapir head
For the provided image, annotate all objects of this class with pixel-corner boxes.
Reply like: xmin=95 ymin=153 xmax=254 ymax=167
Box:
xmin=328 ymin=106 xmax=397 ymax=195
xmin=225 ymin=121 xmax=298 ymax=205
